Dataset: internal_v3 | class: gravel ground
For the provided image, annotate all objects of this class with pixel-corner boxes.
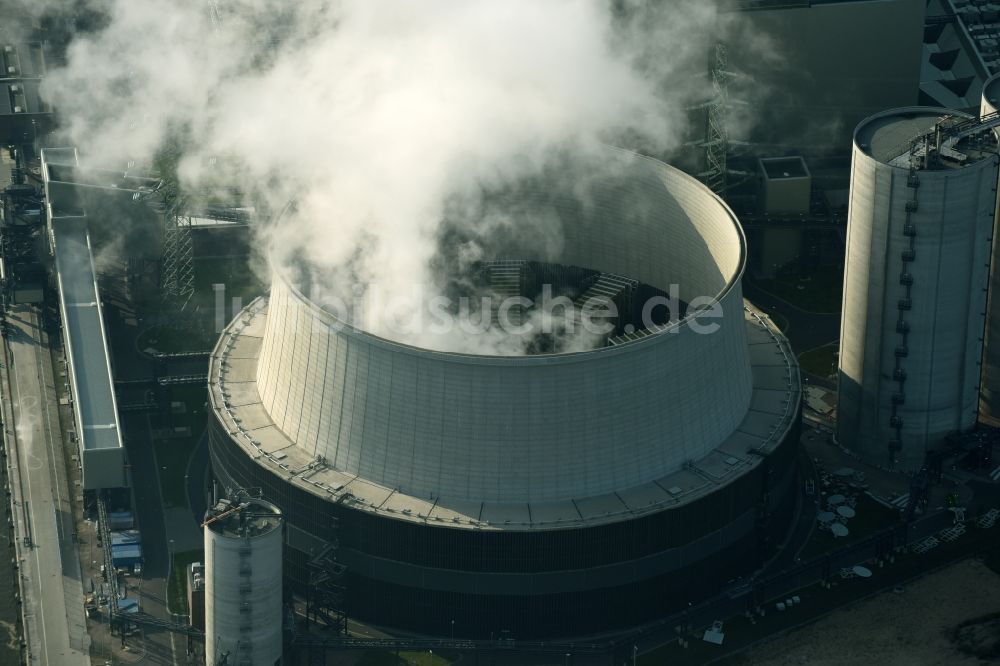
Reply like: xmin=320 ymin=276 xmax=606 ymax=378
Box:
xmin=741 ymin=559 xmax=1000 ymax=666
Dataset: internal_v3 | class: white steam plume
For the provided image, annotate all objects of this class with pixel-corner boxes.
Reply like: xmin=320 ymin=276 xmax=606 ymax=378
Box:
xmin=38 ymin=0 xmax=742 ymax=353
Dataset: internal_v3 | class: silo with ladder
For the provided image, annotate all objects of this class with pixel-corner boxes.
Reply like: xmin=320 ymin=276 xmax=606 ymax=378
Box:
xmin=838 ymin=107 xmax=1000 ymax=470
xmin=979 ymin=74 xmax=1000 ymax=424
xmin=205 ymin=497 xmax=284 ymax=666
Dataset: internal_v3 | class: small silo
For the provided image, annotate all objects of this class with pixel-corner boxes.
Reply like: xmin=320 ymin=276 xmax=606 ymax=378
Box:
xmin=204 ymin=497 xmax=283 ymax=666
xmin=838 ymin=107 xmax=1000 ymax=470
xmin=982 ymin=72 xmax=1000 ymax=117
xmin=979 ymin=72 xmax=1000 ymax=425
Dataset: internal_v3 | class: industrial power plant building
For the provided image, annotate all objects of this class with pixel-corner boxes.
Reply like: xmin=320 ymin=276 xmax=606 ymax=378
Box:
xmin=978 ymin=73 xmax=1000 ymax=426
xmin=838 ymin=107 xmax=1000 ymax=470
xmin=208 ymin=151 xmax=802 ymax=637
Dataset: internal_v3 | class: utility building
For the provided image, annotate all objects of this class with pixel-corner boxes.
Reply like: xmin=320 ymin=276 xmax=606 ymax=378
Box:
xmin=40 ymin=148 xmax=158 ymax=489
xmin=0 ymin=41 xmax=52 ymax=145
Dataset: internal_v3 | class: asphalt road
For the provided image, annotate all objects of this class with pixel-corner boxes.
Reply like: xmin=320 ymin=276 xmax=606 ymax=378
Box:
xmin=3 ymin=306 xmax=89 ymax=665
xmin=102 ymin=266 xmax=195 ymax=664
xmin=187 ymin=433 xmax=210 ymax=524
xmin=622 ymin=504 xmax=961 ymax=663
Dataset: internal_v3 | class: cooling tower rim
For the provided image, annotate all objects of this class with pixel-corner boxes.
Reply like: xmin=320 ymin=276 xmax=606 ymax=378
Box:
xmin=209 ymin=299 xmax=801 ymax=531
xmin=266 ymin=149 xmax=747 ymax=363
xmin=853 ymin=105 xmax=998 ymax=169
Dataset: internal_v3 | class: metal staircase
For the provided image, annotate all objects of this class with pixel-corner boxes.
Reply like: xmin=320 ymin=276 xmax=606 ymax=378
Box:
xmin=485 ymin=260 xmax=525 ymax=327
xmin=571 ymin=272 xmax=636 ymax=333
xmin=235 ymin=540 xmax=254 ymax=665
xmin=891 ymin=109 xmax=1000 ymax=169
xmin=888 ymin=166 xmax=921 ymax=468
xmin=573 ymin=273 xmax=636 ymax=310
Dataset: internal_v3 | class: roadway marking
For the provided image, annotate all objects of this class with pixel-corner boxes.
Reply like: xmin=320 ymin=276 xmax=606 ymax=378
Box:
xmin=32 ymin=318 xmax=65 ymax=542
xmin=9 ymin=323 xmax=51 ymax=666
xmin=5 ymin=307 xmax=88 ymax=665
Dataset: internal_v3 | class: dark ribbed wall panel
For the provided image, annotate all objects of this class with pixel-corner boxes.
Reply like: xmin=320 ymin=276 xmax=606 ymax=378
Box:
xmin=209 ymin=415 xmax=798 ymax=573
xmin=208 ymin=411 xmax=799 ymax=637
xmin=344 ymin=531 xmax=760 ymax=638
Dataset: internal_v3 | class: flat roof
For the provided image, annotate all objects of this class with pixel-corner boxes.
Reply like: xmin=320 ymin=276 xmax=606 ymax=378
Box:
xmin=0 ymin=79 xmax=47 ymax=115
xmin=759 ymin=156 xmax=809 ymax=180
xmin=209 ymin=299 xmax=801 ymax=531
xmin=51 ymin=220 xmax=123 ymax=451
xmin=0 ymin=42 xmax=45 ymax=79
xmin=948 ymin=0 xmax=1000 ymax=74
xmin=43 ymin=164 xmax=159 ymax=192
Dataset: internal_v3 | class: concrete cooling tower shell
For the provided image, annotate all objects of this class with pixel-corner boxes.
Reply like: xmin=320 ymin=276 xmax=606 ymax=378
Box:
xmin=208 ymin=150 xmax=802 ymax=637
xmin=838 ymin=107 xmax=999 ymax=471
xmin=255 ymin=152 xmax=753 ymax=505
xmin=979 ymin=74 xmax=1000 ymax=425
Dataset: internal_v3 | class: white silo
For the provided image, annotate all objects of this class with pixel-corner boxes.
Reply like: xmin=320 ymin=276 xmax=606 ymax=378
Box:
xmin=980 ymin=73 xmax=1000 ymax=425
xmin=982 ymin=72 xmax=1000 ymax=117
xmin=204 ymin=497 xmax=283 ymax=666
xmin=838 ymin=107 xmax=1000 ymax=470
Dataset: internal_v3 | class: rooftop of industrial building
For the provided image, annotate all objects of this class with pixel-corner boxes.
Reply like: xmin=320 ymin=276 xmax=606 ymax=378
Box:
xmin=41 ymin=149 xmax=124 ymax=454
xmin=0 ymin=79 xmax=47 ymax=116
xmin=947 ymin=0 xmax=1000 ymax=74
xmin=0 ymin=42 xmax=46 ymax=79
xmin=727 ymin=0 xmax=857 ymax=11
xmin=856 ymin=108 xmax=999 ymax=169
xmin=759 ymin=156 xmax=810 ymax=180
xmin=51 ymin=220 xmax=122 ymax=450
xmin=208 ymin=298 xmax=801 ymax=532
xmin=43 ymin=163 xmax=160 ymax=192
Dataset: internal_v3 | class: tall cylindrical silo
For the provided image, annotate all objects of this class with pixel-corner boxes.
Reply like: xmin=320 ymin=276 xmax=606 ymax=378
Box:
xmin=980 ymin=74 xmax=1000 ymax=425
xmin=982 ymin=73 xmax=1000 ymax=117
xmin=205 ymin=498 xmax=283 ymax=666
xmin=838 ymin=107 xmax=999 ymax=470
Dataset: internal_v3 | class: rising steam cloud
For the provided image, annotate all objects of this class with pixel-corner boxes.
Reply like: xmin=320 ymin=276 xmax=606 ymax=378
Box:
xmin=37 ymin=0 xmax=743 ymax=353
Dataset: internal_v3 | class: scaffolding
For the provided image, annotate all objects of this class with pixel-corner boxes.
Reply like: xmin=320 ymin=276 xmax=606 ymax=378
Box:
xmin=159 ymin=185 xmax=195 ymax=309
xmin=702 ymin=43 xmax=731 ymax=196
xmin=305 ymin=518 xmax=348 ymax=637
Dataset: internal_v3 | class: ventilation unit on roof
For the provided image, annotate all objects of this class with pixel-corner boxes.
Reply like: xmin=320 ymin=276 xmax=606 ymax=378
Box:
xmin=12 ymin=106 xmax=22 ymax=113
xmin=9 ymin=84 xmax=17 ymax=92
xmin=6 ymin=67 xmax=15 ymax=74
xmin=3 ymin=46 xmax=12 ymax=53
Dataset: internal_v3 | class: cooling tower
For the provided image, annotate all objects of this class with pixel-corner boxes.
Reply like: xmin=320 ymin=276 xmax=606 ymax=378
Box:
xmin=204 ymin=498 xmax=283 ymax=666
xmin=980 ymin=74 xmax=1000 ymax=425
xmin=838 ymin=107 xmax=1000 ymax=470
xmin=208 ymin=149 xmax=802 ymax=637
